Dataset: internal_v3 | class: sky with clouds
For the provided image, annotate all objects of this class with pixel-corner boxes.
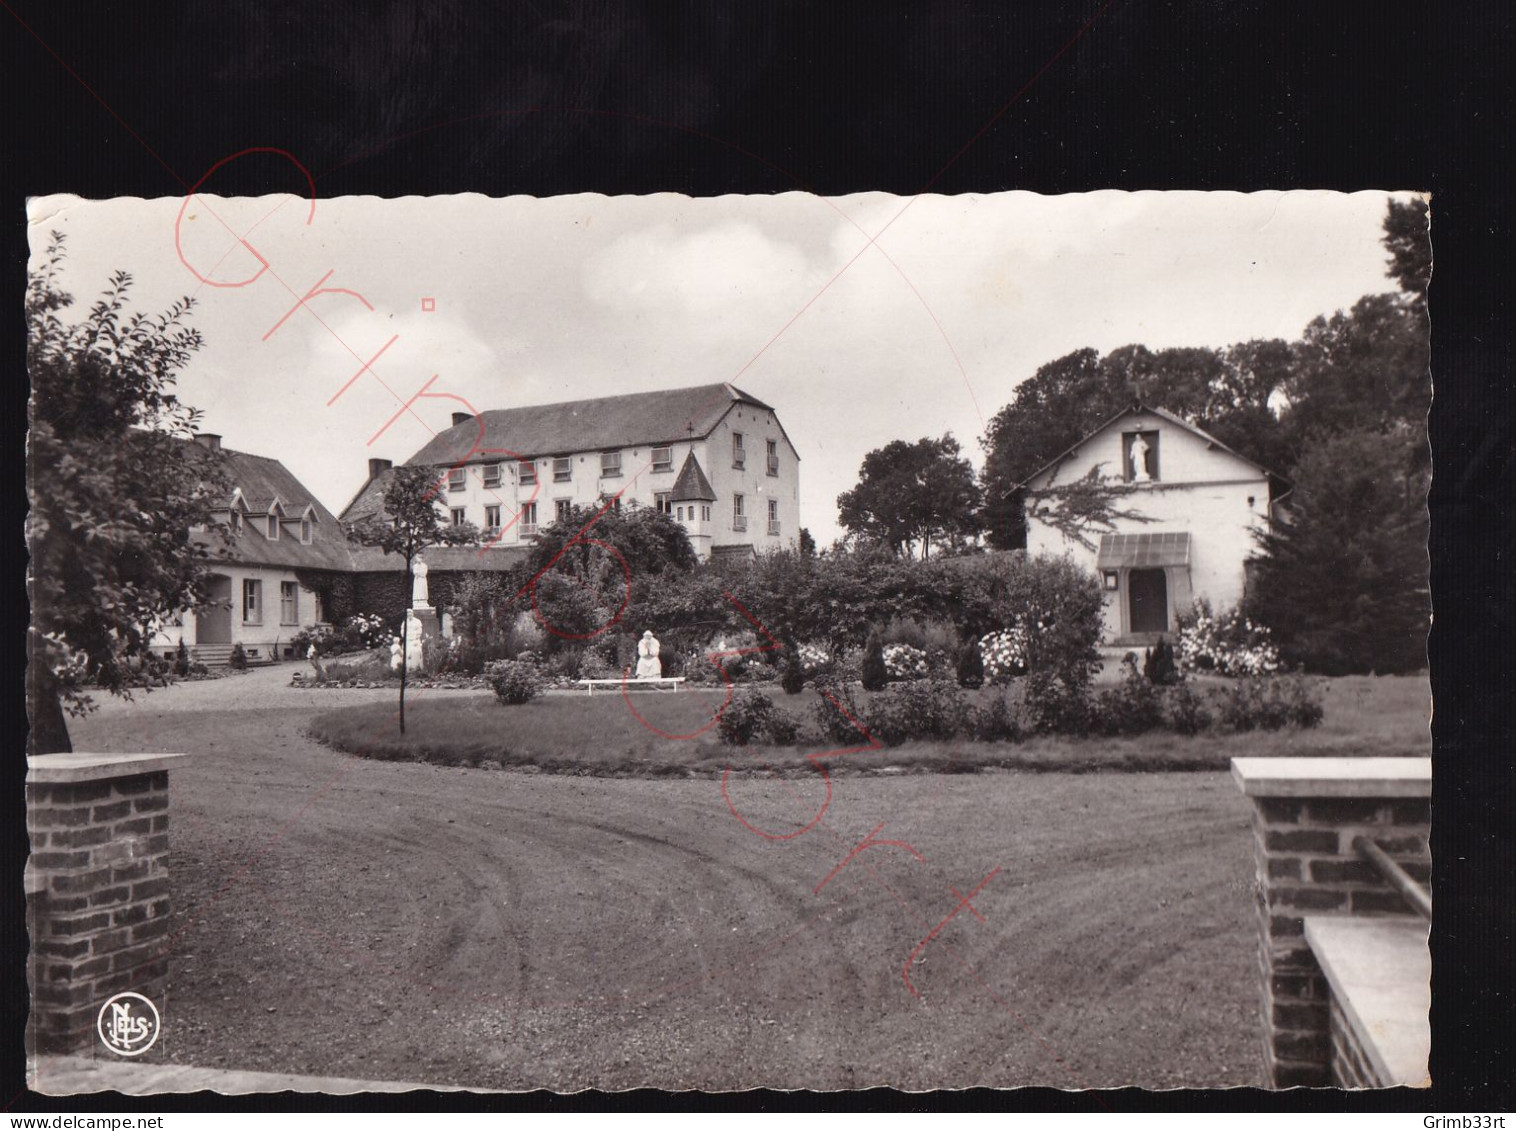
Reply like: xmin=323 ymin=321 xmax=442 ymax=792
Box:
xmin=27 ymin=189 xmax=1413 ymax=545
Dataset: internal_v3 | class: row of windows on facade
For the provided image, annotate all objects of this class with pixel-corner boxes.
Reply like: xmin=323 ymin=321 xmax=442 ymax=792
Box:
xmin=226 ymin=511 xmax=316 ymax=543
xmin=238 ymin=578 xmax=302 ymax=626
xmin=447 ymin=435 xmax=781 ymax=493
xmin=448 ymin=494 xmax=781 ymax=537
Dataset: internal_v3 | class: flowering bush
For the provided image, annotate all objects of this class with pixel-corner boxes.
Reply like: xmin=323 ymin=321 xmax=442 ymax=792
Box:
xmin=716 ymin=690 xmax=800 ymax=746
xmin=881 ymin=643 xmax=929 ymax=681
xmin=796 ymin=642 xmax=832 ymax=675
xmin=1176 ymin=601 xmax=1281 ymax=676
xmin=979 ymin=627 xmax=1029 ymax=684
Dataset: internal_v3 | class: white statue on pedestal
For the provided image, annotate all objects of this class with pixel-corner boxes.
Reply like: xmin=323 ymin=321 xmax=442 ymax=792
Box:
xmin=412 ymin=558 xmax=431 ymax=608
xmin=404 ymin=612 xmax=424 ymax=671
xmin=1129 ymin=434 xmax=1152 ymax=483
xmin=390 ymin=636 xmax=403 ymax=673
xmin=635 ymin=630 xmax=662 ymax=679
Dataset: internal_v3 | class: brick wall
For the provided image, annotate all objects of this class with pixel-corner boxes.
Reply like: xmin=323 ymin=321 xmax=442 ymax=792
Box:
xmin=1232 ymin=757 xmax=1431 ymax=1088
xmin=26 ymin=753 xmax=187 ymax=1056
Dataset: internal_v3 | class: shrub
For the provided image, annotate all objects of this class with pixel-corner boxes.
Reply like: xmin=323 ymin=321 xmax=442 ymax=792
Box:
xmin=1213 ymin=676 xmax=1322 ymax=732
xmin=971 ymin=693 xmax=1023 ymax=742
xmin=1143 ymin=636 xmax=1181 ymax=685
xmin=956 ymin=641 xmax=984 ymax=689
xmin=812 ymin=677 xmax=868 ymax=744
xmin=861 ymin=631 xmax=888 ymax=692
xmin=1094 ymin=662 xmax=1165 ymax=736
xmin=716 ymin=690 xmax=799 ymax=746
xmin=547 ymin=648 xmax=584 ymax=681
xmin=1163 ymin=682 xmax=1213 ymax=736
xmin=973 ymin=554 xmax=1105 ymax=688
xmin=486 ymin=660 xmax=543 ymax=705
xmin=1022 ymin=670 xmax=1091 ymax=735
xmin=1277 ymin=675 xmax=1326 ymax=728
xmin=881 ymin=643 xmax=929 ymax=682
xmin=228 ymin=642 xmax=248 ymax=671
xmin=781 ymin=647 xmax=804 ymax=695
xmin=1176 ymin=600 xmax=1281 ymax=677
xmin=579 ymin=649 xmax=612 ymax=679
xmin=861 ymin=680 xmax=972 ymax=746
xmin=172 ymin=640 xmax=190 ymax=677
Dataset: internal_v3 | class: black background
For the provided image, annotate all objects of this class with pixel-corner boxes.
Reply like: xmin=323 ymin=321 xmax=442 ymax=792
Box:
xmin=2 ymin=0 xmax=1511 ymax=1114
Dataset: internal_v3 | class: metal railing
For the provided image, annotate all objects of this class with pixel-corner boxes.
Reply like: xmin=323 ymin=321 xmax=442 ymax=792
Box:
xmin=1352 ymin=835 xmax=1432 ymax=921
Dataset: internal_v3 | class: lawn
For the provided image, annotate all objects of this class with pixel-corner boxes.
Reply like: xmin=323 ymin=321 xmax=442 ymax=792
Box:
xmin=68 ymin=699 xmax=1270 ymax=1089
xmin=306 ymin=673 xmax=1431 ymax=777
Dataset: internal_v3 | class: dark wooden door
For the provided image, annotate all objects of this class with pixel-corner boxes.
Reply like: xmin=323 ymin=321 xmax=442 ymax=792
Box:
xmin=196 ymin=574 xmax=233 ymax=644
xmin=1129 ymin=569 xmax=1169 ymax=633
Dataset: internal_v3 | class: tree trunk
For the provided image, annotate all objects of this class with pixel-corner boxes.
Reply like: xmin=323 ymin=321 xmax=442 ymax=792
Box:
xmin=27 ymin=638 xmax=73 ymax=756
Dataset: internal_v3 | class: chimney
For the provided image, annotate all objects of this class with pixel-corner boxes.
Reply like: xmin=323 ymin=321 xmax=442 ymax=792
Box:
xmin=193 ymin=433 xmax=222 ymax=452
xmin=452 ymin=411 xmax=473 ymax=427
xmin=368 ymin=457 xmax=392 ymax=480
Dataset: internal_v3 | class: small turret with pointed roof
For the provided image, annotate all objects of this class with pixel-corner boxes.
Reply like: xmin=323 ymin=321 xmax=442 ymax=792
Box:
xmin=670 ymin=451 xmax=716 ymax=502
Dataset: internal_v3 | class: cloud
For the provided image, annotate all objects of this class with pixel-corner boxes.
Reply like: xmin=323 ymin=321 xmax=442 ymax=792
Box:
xmin=583 ymin=220 xmax=819 ymax=327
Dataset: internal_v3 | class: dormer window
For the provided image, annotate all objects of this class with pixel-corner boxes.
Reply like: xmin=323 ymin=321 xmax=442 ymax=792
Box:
xmin=266 ymin=514 xmax=280 ymax=540
xmin=229 ymin=511 xmax=243 ymax=534
xmin=300 ymin=518 xmax=313 ymax=544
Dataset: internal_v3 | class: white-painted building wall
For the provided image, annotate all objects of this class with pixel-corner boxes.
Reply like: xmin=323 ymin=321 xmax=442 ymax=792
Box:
xmin=1024 ymin=408 xmax=1273 ymax=642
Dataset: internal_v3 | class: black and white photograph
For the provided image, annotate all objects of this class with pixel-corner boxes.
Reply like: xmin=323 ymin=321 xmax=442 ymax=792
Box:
xmin=24 ymin=186 xmax=1433 ymax=1095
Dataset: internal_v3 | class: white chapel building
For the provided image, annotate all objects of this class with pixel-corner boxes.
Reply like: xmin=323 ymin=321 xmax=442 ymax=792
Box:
xmin=1020 ymin=404 xmax=1284 ymax=645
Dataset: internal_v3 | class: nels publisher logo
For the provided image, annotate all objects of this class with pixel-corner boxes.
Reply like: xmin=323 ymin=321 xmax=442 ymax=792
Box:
xmin=97 ymin=992 xmax=160 ymax=1056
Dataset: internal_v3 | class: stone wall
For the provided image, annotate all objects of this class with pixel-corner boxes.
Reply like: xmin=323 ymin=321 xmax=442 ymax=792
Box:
xmin=26 ymin=753 xmax=187 ymax=1055
xmin=1232 ymin=757 xmax=1431 ymax=1088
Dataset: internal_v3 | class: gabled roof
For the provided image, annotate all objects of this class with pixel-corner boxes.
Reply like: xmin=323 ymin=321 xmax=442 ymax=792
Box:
xmin=187 ymin=443 xmax=353 ymax=571
xmin=403 ymin=382 xmax=776 ymax=468
xmin=1017 ymin=403 xmax=1275 ymax=492
xmin=669 ymin=452 xmax=716 ymax=502
xmin=339 ymin=467 xmax=394 ymax=525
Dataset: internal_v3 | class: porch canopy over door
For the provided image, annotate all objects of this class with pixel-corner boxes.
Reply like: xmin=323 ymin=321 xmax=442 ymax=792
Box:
xmin=1096 ymin=531 xmax=1191 ymax=571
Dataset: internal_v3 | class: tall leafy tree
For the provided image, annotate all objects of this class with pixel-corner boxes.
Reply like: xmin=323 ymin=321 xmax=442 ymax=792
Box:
xmin=1247 ymin=427 xmax=1429 ymax=674
xmin=836 ymin=434 xmax=982 ymax=559
xmin=26 ymin=234 xmax=231 ymax=755
xmin=345 ymin=464 xmax=479 ymax=732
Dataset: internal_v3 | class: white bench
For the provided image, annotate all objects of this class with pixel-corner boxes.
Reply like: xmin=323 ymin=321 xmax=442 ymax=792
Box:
xmin=577 ymin=676 xmax=685 ymax=696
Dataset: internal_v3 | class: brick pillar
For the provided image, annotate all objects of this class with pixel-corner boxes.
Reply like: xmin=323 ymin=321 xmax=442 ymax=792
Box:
xmin=1231 ymin=757 xmax=1431 ymax=1089
xmin=26 ymin=753 xmax=188 ymax=1056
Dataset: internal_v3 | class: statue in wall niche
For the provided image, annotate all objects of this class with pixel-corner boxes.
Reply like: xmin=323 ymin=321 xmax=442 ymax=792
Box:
xmin=1129 ymin=433 xmax=1152 ymax=482
xmin=635 ymin=630 xmax=662 ymax=678
xmin=412 ymin=558 xmax=431 ymax=608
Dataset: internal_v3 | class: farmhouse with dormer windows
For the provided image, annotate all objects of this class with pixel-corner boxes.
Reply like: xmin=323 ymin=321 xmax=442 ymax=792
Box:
xmin=340 ymin=382 xmax=802 ymax=565
xmin=151 ymin=433 xmax=354 ymax=665
xmin=1020 ymin=405 xmax=1285 ymax=646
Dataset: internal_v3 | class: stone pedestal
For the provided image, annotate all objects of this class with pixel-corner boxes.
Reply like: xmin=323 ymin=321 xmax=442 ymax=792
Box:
xmin=27 ymin=753 xmax=187 ymax=1056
